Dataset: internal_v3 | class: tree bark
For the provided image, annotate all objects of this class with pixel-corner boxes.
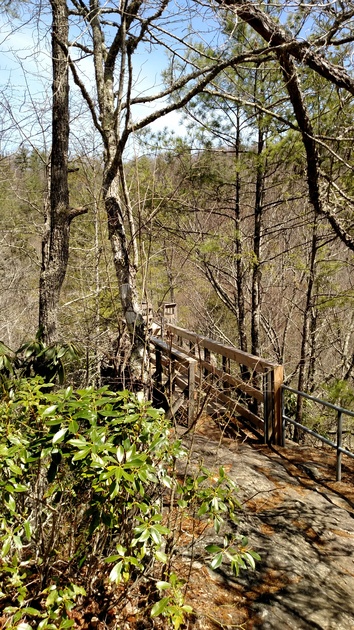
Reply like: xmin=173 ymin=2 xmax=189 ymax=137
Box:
xmin=234 ymin=105 xmax=248 ymax=356
xmin=251 ymin=80 xmax=264 ymax=359
xmin=39 ymin=0 xmax=86 ymax=343
xmin=104 ymin=176 xmax=147 ymax=387
xmin=217 ymin=1 xmax=354 ymax=95
xmin=277 ymin=52 xmax=321 ymax=427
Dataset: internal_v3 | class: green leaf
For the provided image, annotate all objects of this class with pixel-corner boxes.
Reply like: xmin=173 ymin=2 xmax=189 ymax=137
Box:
xmin=42 ymin=405 xmax=58 ymax=417
xmin=155 ymin=550 xmax=168 ymax=563
xmin=182 ymin=605 xmax=193 ymax=613
xmin=150 ymin=528 xmax=162 ymax=546
xmin=116 ymin=445 xmax=124 ymax=463
xmin=6 ymin=494 xmax=16 ymax=512
xmin=12 ymin=483 xmax=28 ymax=493
xmin=1 ymin=538 xmax=11 ymax=557
xmin=60 ymin=620 xmax=74 ymax=628
xmin=6 ymin=460 xmax=23 ymax=475
xmin=156 ymin=581 xmax=170 ymax=591
xmin=154 ymin=524 xmax=170 ymax=534
xmin=72 ymin=448 xmax=90 ymax=461
xmin=71 ymin=585 xmax=86 ymax=596
xmin=64 ymin=386 xmax=73 ymax=398
xmin=109 ymin=561 xmax=123 ymax=583
xmin=244 ymin=552 xmax=257 ymax=569
xmin=210 ymin=552 xmax=223 ymax=570
xmin=124 ymin=456 xmax=146 ymax=468
xmin=197 ymin=502 xmax=209 ymax=516
xmin=52 ymin=428 xmax=68 ymax=445
xmin=68 ymin=419 xmax=79 ymax=434
xmin=24 ymin=520 xmax=32 ymax=541
xmin=205 ymin=544 xmax=223 ymax=554
xmin=13 ymin=535 xmax=23 ymax=550
xmin=138 ymin=528 xmax=150 ymax=542
xmin=151 ymin=597 xmax=170 ymax=617
xmin=105 ymin=555 xmax=122 ymax=563
xmin=46 ymin=418 xmax=62 ymax=426
xmin=73 ymin=410 xmax=97 ymax=422
xmin=22 ymin=607 xmax=42 ymax=616
xmin=115 ymin=544 xmax=126 ymax=556
xmin=121 ymin=470 xmax=134 ymax=482
xmin=46 ymin=588 xmax=59 ymax=606
xmin=68 ymin=438 xmax=87 ymax=448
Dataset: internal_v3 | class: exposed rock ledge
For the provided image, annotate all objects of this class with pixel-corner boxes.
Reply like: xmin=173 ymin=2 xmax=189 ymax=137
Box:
xmin=176 ymin=419 xmax=354 ymax=630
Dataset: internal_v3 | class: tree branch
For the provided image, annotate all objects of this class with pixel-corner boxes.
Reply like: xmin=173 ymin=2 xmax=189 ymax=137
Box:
xmin=68 ymin=205 xmax=89 ymax=221
xmin=216 ymin=1 xmax=354 ymax=95
xmin=128 ymin=51 xmax=268 ymax=132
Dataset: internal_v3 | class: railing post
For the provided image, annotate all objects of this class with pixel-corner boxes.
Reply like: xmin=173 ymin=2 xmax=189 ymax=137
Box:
xmin=187 ymin=360 xmax=196 ymax=427
xmin=336 ymin=411 xmax=343 ymax=482
xmin=155 ymin=348 xmax=162 ymax=389
xmin=273 ymin=365 xmax=284 ymax=445
xmin=263 ymin=371 xmax=272 ymax=444
xmin=222 ymin=355 xmax=230 ymax=391
xmin=204 ymin=347 xmax=210 ymax=378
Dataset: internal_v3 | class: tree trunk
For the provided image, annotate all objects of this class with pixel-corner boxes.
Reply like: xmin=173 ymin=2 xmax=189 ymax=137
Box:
xmin=105 ymin=177 xmax=148 ymax=389
xmin=39 ymin=0 xmax=70 ymax=343
xmin=39 ymin=0 xmax=86 ymax=343
xmin=234 ymin=105 xmax=248 ymax=356
xmin=251 ymin=122 xmax=264 ymax=359
xmin=277 ymin=52 xmax=321 ymax=429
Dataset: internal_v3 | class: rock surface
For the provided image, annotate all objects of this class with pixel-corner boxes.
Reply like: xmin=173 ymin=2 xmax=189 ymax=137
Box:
xmin=178 ymin=421 xmax=354 ymax=630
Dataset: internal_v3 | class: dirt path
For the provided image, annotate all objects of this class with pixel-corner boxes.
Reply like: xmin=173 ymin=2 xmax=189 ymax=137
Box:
xmin=178 ymin=422 xmax=354 ymax=630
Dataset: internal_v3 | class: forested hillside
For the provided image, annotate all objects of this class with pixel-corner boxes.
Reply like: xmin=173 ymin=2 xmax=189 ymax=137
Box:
xmin=1 ymin=119 xmax=354 ymax=404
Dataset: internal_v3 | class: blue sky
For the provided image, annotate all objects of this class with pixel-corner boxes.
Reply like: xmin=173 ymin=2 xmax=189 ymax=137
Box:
xmin=0 ymin=0 xmax=223 ymax=154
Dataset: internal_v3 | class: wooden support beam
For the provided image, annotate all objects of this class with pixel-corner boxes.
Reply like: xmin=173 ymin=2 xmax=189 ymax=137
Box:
xmin=273 ymin=365 xmax=284 ymax=445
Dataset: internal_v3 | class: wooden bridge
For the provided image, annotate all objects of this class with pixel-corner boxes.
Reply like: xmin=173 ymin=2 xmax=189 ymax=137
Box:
xmin=150 ymin=322 xmax=284 ymax=446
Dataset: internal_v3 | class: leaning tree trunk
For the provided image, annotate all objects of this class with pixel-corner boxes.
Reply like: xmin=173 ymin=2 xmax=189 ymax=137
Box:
xmin=277 ymin=52 xmax=321 ymax=430
xmin=104 ymin=176 xmax=148 ymax=389
xmin=84 ymin=0 xmax=149 ymax=390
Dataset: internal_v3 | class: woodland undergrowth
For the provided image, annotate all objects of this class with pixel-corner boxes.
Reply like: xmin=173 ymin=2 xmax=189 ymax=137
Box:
xmin=0 ymin=374 xmax=259 ymax=630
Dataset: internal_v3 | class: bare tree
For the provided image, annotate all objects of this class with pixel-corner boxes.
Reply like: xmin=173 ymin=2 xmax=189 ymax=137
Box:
xmin=56 ymin=0 xmax=265 ymax=385
xmin=38 ymin=0 xmax=87 ymax=343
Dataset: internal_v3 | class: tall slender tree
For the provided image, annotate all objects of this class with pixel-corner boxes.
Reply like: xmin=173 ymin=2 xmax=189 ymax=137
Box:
xmin=60 ymin=0 xmax=265 ymax=385
xmin=39 ymin=0 xmax=87 ymax=343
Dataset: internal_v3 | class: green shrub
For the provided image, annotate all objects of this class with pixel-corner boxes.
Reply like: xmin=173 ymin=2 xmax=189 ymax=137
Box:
xmin=0 ymin=378 xmax=258 ymax=628
xmin=0 ymin=331 xmax=79 ymax=389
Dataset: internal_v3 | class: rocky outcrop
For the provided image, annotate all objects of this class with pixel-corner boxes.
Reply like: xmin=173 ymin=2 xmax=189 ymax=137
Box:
xmin=178 ymin=422 xmax=354 ymax=629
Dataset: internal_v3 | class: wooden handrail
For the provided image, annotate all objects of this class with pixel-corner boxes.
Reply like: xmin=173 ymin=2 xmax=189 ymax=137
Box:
xmin=166 ymin=324 xmax=279 ymax=373
xmin=164 ymin=324 xmax=284 ymax=445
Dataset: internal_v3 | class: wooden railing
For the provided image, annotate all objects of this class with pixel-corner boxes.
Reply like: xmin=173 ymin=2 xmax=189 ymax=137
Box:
xmin=151 ymin=324 xmax=284 ymax=445
xmin=151 ymin=335 xmax=197 ymax=427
